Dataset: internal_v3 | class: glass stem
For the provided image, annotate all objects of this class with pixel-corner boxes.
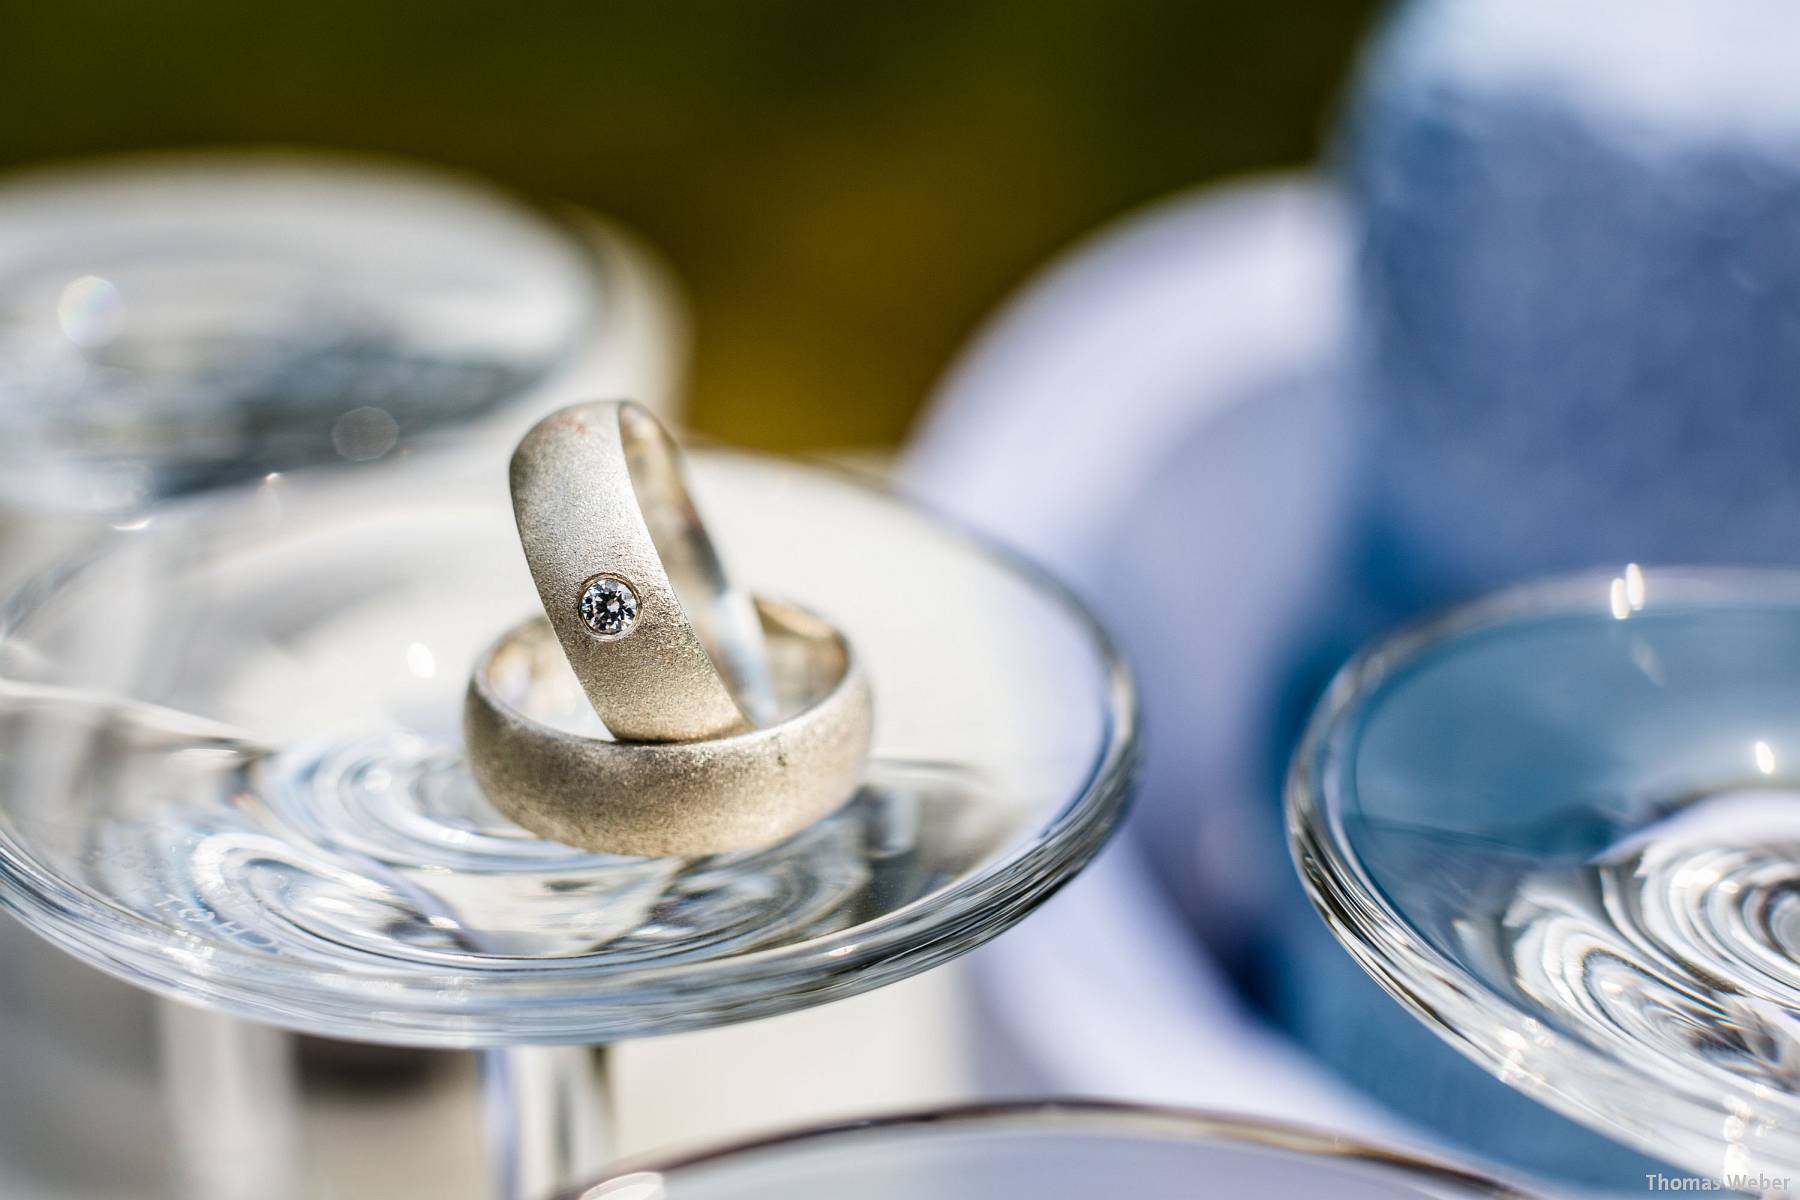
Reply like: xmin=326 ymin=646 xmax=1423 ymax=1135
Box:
xmin=484 ymin=1043 xmax=614 ymax=1200
xmin=158 ymin=1000 xmax=304 ymax=1200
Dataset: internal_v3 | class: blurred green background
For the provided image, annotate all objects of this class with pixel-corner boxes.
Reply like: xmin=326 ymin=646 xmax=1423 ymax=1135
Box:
xmin=0 ymin=1 xmax=1377 ymax=449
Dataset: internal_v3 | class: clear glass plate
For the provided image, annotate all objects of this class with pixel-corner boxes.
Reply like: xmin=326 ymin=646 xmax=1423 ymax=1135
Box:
xmin=0 ymin=151 xmax=628 ymax=511
xmin=1291 ymin=567 xmax=1800 ymax=1184
xmin=570 ymin=1102 xmax=1529 ymax=1200
xmin=0 ymin=447 xmax=1134 ymax=1046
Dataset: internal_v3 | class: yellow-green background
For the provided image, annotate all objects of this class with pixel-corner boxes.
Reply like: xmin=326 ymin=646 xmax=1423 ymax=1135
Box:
xmin=0 ymin=2 xmax=1377 ymax=448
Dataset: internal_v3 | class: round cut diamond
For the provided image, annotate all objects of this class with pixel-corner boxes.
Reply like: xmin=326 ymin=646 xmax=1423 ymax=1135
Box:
xmin=577 ymin=576 xmax=639 ymax=638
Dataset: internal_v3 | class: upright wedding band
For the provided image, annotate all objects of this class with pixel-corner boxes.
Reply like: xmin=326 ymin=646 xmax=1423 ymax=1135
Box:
xmin=511 ymin=401 xmax=778 ymax=742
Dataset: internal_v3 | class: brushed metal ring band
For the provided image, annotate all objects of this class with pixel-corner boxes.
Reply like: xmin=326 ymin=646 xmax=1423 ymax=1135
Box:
xmin=510 ymin=400 xmax=777 ymax=743
xmin=464 ymin=596 xmax=873 ymax=857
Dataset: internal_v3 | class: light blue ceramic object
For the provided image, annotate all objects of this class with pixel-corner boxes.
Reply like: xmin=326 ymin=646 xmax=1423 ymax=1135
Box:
xmin=1349 ymin=0 xmax=1800 ymax=608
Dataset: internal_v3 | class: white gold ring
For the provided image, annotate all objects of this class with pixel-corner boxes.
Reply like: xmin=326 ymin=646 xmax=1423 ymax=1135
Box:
xmin=464 ymin=596 xmax=873 ymax=857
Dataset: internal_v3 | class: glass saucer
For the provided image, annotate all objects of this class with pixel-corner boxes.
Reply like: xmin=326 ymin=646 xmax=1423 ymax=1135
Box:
xmin=0 ymin=150 xmax=665 ymax=512
xmin=0 ymin=447 xmax=1134 ymax=1046
xmin=567 ymin=1102 xmax=1529 ymax=1199
xmin=1291 ymin=567 xmax=1800 ymax=1184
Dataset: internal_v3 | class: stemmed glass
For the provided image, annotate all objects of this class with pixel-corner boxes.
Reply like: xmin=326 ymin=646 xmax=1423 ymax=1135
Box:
xmin=0 ymin=149 xmax=675 ymax=516
xmin=0 ymin=447 xmax=1135 ymax=1198
xmin=1291 ymin=567 xmax=1800 ymax=1190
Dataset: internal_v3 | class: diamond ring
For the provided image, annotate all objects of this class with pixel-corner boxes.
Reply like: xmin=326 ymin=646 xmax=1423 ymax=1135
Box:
xmin=509 ymin=400 xmax=777 ymax=743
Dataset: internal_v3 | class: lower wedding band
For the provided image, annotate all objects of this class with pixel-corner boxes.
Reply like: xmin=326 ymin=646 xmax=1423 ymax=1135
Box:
xmin=464 ymin=596 xmax=873 ymax=858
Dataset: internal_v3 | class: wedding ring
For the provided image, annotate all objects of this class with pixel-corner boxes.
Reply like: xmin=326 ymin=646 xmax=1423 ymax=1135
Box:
xmin=510 ymin=400 xmax=778 ymax=743
xmin=464 ymin=596 xmax=873 ymax=857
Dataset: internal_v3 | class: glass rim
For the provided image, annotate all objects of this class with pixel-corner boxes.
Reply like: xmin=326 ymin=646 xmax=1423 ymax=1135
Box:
xmin=1287 ymin=563 xmax=1800 ymax=1175
xmin=0 ymin=144 xmax=604 ymax=256
xmin=566 ymin=1098 xmax=1531 ymax=1198
xmin=0 ymin=452 xmax=1139 ymax=1047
